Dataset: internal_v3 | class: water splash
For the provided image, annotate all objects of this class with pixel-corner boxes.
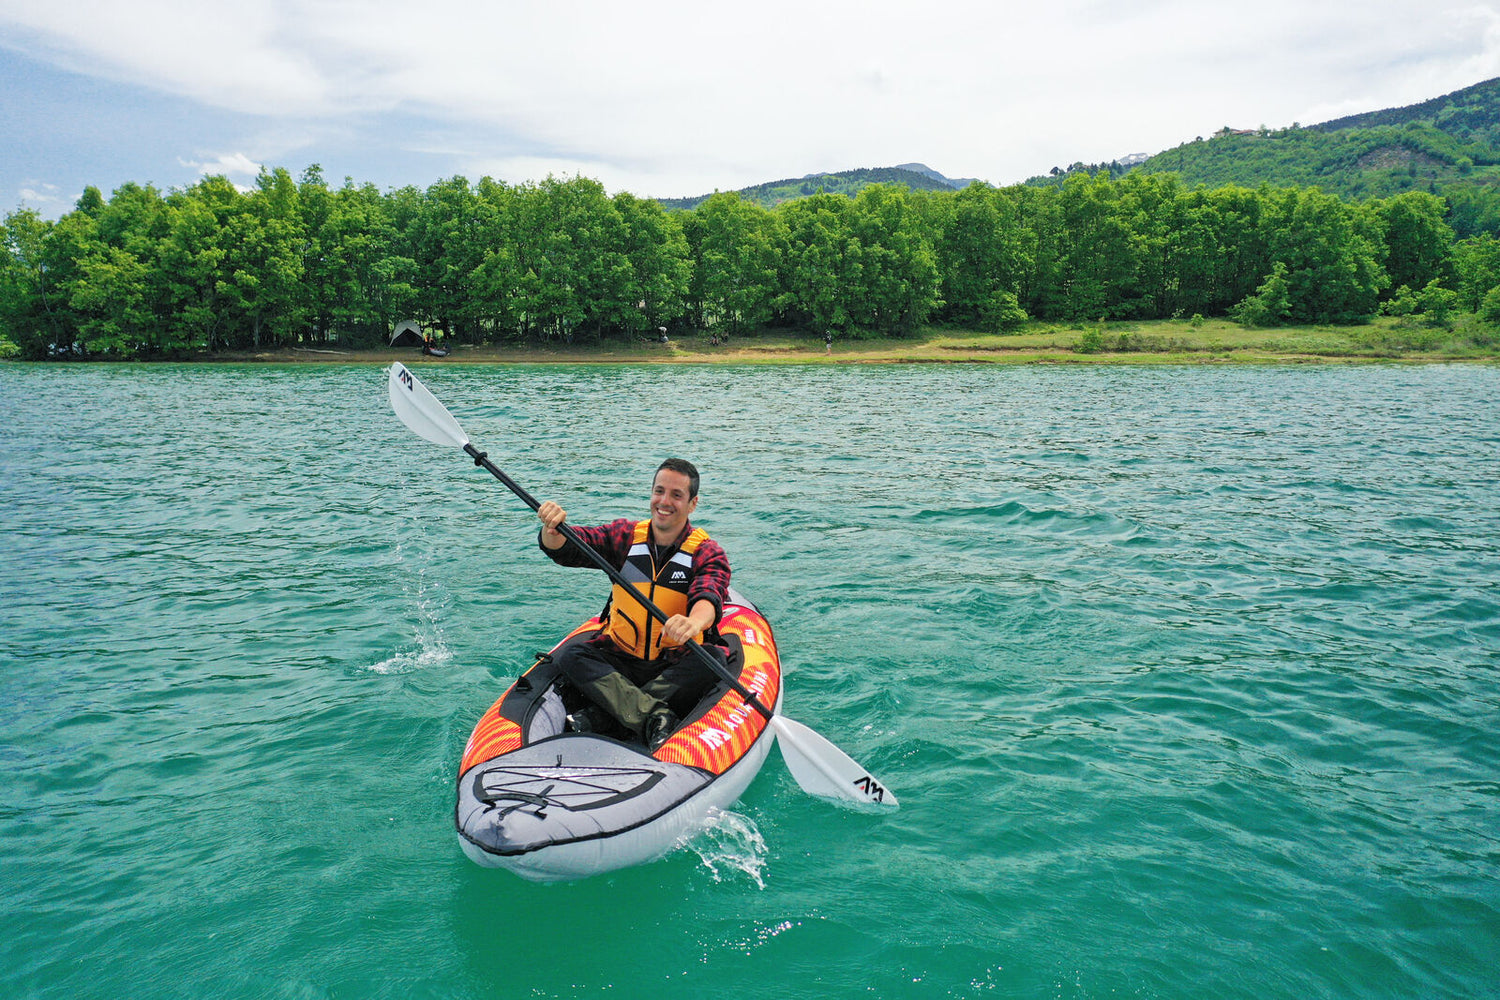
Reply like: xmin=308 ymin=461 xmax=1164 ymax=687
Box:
xmin=366 ymin=641 xmax=451 ymax=675
xmin=367 ymin=547 xmax=452 ymax=674
xmin=687 ymin=808 xmax=768 ymax=888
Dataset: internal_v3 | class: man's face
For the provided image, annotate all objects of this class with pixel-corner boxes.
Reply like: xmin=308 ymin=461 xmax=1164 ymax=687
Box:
xmin=649 ymin=469 xmax=698 ymax=541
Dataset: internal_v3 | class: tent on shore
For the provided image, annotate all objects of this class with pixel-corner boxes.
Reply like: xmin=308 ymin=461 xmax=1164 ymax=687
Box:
xmin=389 ymin=320 xmax=425 ymax=348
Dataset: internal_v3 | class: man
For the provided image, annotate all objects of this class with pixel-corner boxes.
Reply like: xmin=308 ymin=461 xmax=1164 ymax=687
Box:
xmin=536 ymin=458 xmax=731 ymax=750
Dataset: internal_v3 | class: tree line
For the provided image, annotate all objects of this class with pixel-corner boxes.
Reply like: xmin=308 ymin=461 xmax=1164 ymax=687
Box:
xmin=3 ymin=165 xmax=1499 ymax=359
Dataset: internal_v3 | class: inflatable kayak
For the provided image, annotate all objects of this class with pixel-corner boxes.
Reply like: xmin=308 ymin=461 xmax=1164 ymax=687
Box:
xmin=454 ymin=587 xmax=782 ymax=880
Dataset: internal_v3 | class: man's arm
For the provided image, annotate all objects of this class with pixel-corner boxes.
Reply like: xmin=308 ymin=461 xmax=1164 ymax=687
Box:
xmin=535 ymin=503 xmax=634 ymax=568
xmin=688 ymin=538 xmax=731 ymax=623
xmin=660 ymin=538 xmax=730 ymax=647
xmin=661 ymin=598 xmax=719 ymax=647
xmin=537 ymin=500 xmax=569 ymax=550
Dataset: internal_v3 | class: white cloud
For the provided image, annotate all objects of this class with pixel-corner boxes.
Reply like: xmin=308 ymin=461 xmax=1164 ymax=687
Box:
xmin=18 ymin=181 xmax=64 ymax=205
xmin=4 ymin=0 xmax=1500 ymax=194
xmin=179 ymin=151 xmax=264 ymax=179
xmin=0 ymin=0 xmax=332 ymax=114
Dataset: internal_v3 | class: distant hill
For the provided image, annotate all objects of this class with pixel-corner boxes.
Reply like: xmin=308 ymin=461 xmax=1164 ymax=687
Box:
xmin=1025 ymin=77 xmax=1500 ymax=233
xmin=892 ymin=162 xmax=985 ymax=188
xmin=654 ymin=78 xmax=1500 ymax=235
xmin=656 ymin=163 xmax=975 ymax=211
xmin=1309 ymin=76 xmax=1500 ymax=134
xmin=1130 ymin=119 xmax=1500 ymax=193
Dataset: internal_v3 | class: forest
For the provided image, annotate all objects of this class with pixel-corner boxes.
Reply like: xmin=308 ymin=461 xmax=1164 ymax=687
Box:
xmin=4 ymin=164 xmax=1500 ymax=360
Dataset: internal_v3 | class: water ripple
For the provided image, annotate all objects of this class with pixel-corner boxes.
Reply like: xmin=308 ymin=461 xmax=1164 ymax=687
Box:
xmin=3 ymin=363 xmax=1499 ymax=999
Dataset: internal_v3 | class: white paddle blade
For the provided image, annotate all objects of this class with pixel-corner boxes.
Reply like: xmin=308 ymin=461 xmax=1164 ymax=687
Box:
xmin=388 ymin=363 xmax=469 ymax=448
xmin=772 ymin=715 xmax=899 ymax=811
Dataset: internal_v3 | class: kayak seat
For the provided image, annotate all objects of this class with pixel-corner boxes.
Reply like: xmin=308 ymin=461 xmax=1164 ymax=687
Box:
xmin=503 ymin=628 xmax=746 ymax=743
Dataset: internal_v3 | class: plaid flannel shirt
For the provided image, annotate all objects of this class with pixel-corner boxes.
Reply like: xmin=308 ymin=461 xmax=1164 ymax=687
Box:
xmin=539 ymin=517 xmax=731 ymax=626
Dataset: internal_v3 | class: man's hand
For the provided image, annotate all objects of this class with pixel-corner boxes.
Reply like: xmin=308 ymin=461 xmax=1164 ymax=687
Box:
xmin=660 ymin=600 xmax=716 ymax=647
xmin=538 ymin=500 xmax=567 ymax=549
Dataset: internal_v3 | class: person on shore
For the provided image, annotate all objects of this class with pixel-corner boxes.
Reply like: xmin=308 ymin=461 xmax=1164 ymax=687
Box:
xmin=825 ymin=330 xmax=833 ymax=354
xmin=535 ymin=459 xmax=731 ymax=750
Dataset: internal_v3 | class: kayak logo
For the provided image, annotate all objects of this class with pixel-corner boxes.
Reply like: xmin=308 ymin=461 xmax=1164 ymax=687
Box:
xmin=695 ymin=667 xmax=771 ymax=751
xmin=398 ymin=367 xmax=414 ymax=391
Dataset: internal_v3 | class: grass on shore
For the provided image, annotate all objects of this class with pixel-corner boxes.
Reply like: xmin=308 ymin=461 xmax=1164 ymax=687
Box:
xmin=6 ymin=316 xmax=1498 ymax=364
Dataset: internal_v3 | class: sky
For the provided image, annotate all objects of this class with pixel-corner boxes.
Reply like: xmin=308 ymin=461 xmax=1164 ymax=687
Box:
xmin=4 ymin=0 xmax=1500 ymax=217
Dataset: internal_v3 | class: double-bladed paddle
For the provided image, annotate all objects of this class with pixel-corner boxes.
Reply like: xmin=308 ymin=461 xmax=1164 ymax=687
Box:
xmin=388 ymin=362 xmax=897 ymax=810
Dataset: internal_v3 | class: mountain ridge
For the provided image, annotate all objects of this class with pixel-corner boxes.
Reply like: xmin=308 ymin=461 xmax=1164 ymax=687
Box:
xmin=655 ymin=163 xmax=971 ymax=211
xmin=654 ymin=76 xmax=1500 ymax=219
xmin=1309 ymin=76 xmax=1500 ymax=132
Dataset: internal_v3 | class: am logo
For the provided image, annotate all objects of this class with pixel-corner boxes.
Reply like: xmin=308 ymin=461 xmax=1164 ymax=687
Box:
xmin=854 ymin=775 xmax=888 ymax=804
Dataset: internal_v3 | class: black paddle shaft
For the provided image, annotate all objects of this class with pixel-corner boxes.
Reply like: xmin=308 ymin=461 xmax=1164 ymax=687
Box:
xmin=463 ymin=443 xmax=776 ymax=723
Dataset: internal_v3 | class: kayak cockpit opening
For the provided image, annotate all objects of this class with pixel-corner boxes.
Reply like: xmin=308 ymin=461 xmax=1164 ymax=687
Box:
xmin=532 ymin=630 xmax=747 ymax=748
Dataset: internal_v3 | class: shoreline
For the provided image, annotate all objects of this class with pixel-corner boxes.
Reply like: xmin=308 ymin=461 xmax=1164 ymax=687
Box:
xmin=173 ymin=344 xmax=1500 ymax=366
xmin=8 ymin=320 xmax=1498 ymax=366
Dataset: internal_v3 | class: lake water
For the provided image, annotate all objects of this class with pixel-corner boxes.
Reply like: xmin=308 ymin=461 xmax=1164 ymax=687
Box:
xmin=2 ymin=361 xmax=1497 ymax=999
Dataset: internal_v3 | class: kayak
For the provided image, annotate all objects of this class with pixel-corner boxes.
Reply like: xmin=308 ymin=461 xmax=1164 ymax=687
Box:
xmin=454 ymin=586 xmax=783 ymax=880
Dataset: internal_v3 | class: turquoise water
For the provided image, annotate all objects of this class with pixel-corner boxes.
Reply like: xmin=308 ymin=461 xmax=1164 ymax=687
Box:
xmin=2 ymin=361 xmax=1498 ymax=999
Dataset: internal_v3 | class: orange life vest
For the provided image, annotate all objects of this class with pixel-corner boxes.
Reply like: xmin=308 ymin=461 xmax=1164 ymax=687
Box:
xmin=602 ymin=519 xmax=710 ymax=660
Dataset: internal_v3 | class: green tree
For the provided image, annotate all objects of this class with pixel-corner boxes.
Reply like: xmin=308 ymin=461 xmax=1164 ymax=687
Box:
xmin=1204 ymin=185 xmax=1272 ymax=314
xmin=157 ymin=176 xmax=239 ymax=352
xmin=1056 ymin=172 xmax=1138 ymax=320
xmin=1010 ymin=184 xmax=1064 ymax=320
xmin=687 ymin=192 xmax=786 ymax=334
xmin=778 ymin=193 xmax=858 ymax=334
xmin=68 ymin=244 xmax=153 ymax=355
xmin=933 ymin=183 xmax=1029 ymax=326
xmin=1165 ymin=188 xmax=1225 ymax=317
xmin=319 ymin=179 xmax=410 ymax=346
xmin=614 ymin=191 xmax=692 ymax=336
xmin=1478 ymin=283 xmax=1500 ymax=325
xmin=508 ymin=176 xmax=635 ymax=341
xmin=845 ymin=184 xmax=940 ymax=335
xmin=979 ymin=288 xmax=1029 ymax=331
xmin=1417 ymin=278 xmax=1459 ymax=326
xmin=1262 ymin=187 xmax=1386 ymax=323
xmin=1374 ymin=191 xmax=1453 ymax=293
xmin=1115 ymin=172 xmax=1180 ymax=318
xmin=0 ymin=208 xmax=68 ymax=357
xmin=1233 ymin=260 xmax=1292 ymax=326
xmin=402 ymin=175 xmax=490 ymax=341
xmin=466 ymin=177 xmax=521 ymax=341
xmin=32 ymin=206 xmax=100 ymax=354
xmin=1450 ymin=233 xmax=1500 ymax=310
xmin=1381 ymin=284 xmax=1421 ymax=317
xmin=95 ymin=182 xmax=169 ymax=257
xmin=27 ymin=182 xmax=173 ymax=358
xmin=1443 ymin=182 xmax=1500 ymax=238
xmin=215 ymin=167 xmax=307 ymax=350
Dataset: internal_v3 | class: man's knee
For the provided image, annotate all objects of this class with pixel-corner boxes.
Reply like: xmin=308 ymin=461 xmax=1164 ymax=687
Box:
xmin=644 ymin=644 xmax=725 ymax=709
xmin=552 ymin=642 xmax=616 ymax=687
